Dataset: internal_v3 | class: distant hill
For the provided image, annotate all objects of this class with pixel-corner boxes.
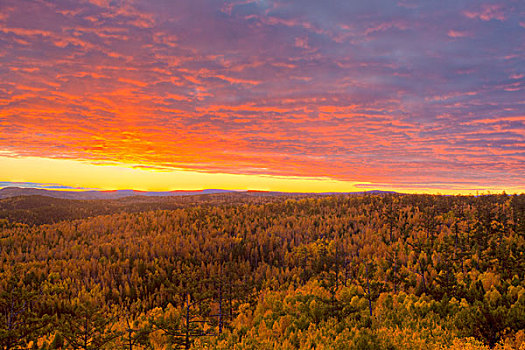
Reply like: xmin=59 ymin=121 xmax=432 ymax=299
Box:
xmin=0 ymin=187 xmax=236 ymax=200
xmin=0 ymin=193 xmax=254 ymax=225
xmin=0 ymin=187 xmax=397 ymax=200
xmin=0 ymin=187 xmax=398 ymax=225
xmin=0 ymin=191 xmax=312 ymax=225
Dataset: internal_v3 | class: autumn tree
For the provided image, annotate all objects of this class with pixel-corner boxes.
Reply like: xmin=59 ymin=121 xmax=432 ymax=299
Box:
xmin=56 ymin=289 xmax=122 ymax=350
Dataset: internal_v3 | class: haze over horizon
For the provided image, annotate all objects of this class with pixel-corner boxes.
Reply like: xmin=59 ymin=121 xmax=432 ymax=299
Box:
xmin=1 ymin=0 xmax=523 ymax=194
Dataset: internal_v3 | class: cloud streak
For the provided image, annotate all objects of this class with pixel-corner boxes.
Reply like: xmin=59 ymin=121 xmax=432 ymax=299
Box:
xmin=0 ymin=181 xmax=96 ymax=190
xmin=0 ymin=0 xmax=523 ymax=191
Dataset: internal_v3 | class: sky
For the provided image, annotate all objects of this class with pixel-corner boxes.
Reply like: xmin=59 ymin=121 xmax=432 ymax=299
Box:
xmin=0 ymin=0 xmax=524 ymax=194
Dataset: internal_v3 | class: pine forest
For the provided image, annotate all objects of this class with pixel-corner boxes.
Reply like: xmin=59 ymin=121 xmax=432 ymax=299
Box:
xmin=0 ymin=193 xmax=523 ymax=350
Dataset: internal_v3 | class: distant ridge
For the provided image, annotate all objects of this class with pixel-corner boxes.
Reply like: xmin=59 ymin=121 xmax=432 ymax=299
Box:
xmin=0 ymin=187 xmax=238 ymax=200
xmin=0 ymin=187 xmax=397 ymax=200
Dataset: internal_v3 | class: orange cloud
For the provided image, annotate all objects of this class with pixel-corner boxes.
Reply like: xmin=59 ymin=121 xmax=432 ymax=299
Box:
xmin=0 ymin=0 xmax=523 ymax=193
xmin=464 ymin=4 xmax=506 ymax=21
xmin=447 ymin=30 xmax=470 ymax=38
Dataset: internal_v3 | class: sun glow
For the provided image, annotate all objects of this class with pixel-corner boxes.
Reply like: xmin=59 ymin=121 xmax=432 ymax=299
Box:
xmin=0 ymin=155 xmax=366 ymax=193
xmin=1 ymin=155 xmax=521 ymax=195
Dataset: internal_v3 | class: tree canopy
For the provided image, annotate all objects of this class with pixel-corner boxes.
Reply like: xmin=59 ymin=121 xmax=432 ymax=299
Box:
xmin=0 ymin=193 xmax=523 ymax=349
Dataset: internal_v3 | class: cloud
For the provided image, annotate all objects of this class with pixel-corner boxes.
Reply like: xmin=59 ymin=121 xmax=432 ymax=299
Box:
xmin=0 ymin=181 xmax=97 ymax=190
xmin=464 ymin=4 xmax=507 ymax=21
xmin=0 ymin=0 xmax=523 ymax=191
xmin=447 ymin=30 xmax=470 ymax=38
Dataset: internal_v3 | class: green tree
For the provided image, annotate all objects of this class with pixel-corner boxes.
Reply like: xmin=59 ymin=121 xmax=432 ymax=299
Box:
xmin=57 ymin=296 xmax=121 ymax=350
xmin=0 ymin=278 xmax=49 ymax=350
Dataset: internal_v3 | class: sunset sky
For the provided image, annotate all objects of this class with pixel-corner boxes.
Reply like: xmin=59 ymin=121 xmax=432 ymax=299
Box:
xmin=0 ymin=0 xmax=523 ymax=194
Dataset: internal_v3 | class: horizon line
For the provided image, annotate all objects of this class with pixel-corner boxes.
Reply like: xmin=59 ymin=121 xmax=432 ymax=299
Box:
xmin=1 ymin=184 xmax=522 ymax=196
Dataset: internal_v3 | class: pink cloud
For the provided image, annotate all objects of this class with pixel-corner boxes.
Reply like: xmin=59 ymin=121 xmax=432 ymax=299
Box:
xmin=464 ymin=4 xmax=506 ymax=21
xmin=447 ymin=30 xmax=470 ymax=38
xmin=0 ymin=0 xmax=523 ymax=191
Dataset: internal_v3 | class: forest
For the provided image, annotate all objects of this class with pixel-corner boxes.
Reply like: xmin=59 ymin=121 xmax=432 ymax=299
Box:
xmin=0 ymin=193 xmax=523 ymax=349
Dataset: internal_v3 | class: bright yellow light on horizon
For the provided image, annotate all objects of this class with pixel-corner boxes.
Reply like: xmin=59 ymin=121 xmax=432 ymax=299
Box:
xmin=0 ymin=155 xmax=522 ymax=195
xmin=0 ymin=155 xmax=365 ymax=193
